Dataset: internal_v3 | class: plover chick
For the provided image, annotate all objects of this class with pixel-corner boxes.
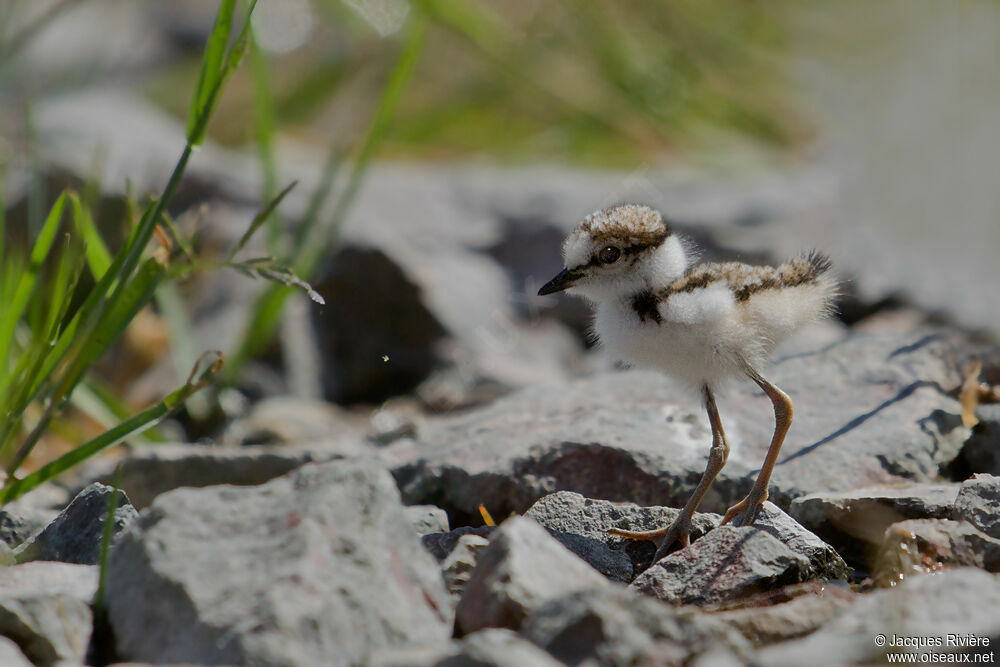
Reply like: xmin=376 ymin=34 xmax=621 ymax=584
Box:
xmin=538 ymin=204 xmax=836 ymax=560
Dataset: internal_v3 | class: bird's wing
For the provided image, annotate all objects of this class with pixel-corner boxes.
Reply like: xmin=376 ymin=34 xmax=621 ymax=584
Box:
xmin=656 ymin=262 xmax=771 ymax=325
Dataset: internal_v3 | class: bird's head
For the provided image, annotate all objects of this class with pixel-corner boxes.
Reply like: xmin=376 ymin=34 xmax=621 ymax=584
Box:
xmin=538 ymin=204 xmax=690 ymax=303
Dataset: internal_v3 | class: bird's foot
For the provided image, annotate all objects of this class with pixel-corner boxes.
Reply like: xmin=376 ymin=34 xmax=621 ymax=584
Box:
xmin=608 ymin=515 xmax=691 ymax=561
xmin=720 ymin=488 xmax=768 ymax=527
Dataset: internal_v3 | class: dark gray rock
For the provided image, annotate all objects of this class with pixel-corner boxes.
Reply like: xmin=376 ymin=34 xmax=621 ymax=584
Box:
xmin=14 ymin=483 xmax=136 ymax=565
xmin=754 ymin=568 xmax=1000 ymax=666
xmin=524 ymin=491 xmax=719 ymax=582
xmin=631 ymin=527 xmax=808 ymax=606
xmin=631 ymin=503 xmax=848 ymax=605
xmin=874 ymin=519 xmax=1000 ymax=587
xmin=106 ymin=458 xmax=452 ymax=666
xmin=456 ymin=516 xmax=610 ymax=633
xmin=71 ymin=439 xmax=369 ymax=508
xmin=742 ymin=503 xmax=851 ymax=581
xmin=404 ymin=505 xmax=450 ymax=536
xmin=390 ymin=329 xmax=972 ymax=524
xmin=958 ymin=405 xmax=1000 ymax=475
xmin=790 ymin=483 xmax=960 ymax=552
xmin=0 ymin=562 xmax=97 ymax=666
xmin=952 ymin=473 xmax=1000 ymax=539
xmin=422 ymin=526 xmax=496 ymax=562
xmin=521 ymin=586 xmax=751 ymax=667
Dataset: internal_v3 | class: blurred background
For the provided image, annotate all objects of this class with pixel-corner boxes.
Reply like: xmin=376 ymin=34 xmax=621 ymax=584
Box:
xmin=1 ymin=0 xmax=998 ymax=472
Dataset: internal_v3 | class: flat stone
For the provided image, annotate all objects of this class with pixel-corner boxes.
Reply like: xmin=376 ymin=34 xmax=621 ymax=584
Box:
xmin=15 ymin=483 xmax=137 ymax=565
xmin=524 ymin=491 xmax=719 ymax=582
xmin=874 ymin=519 xmax=1000 ymax=587
xmin=521 ymin=586 xmax=751 ymax=667
xmin=699 ymin=581 xmax=857 ymax=646
xmin=0 ymin=562 xmax=98 ymax=666
xmin=952 ymin=473 xmax=1000 ymax=539
xmin=388 ymin=329 xmax=972 ymax=525
xmin=755 ymin=568 xmax=1000 ymax=665
xmin=106 ymin=458 xmax=452 ymax=666
xmin=220 ymin=396 xmax=368 ymax=446
xmin=631 ymin=503 xmax=848 ymax=605
xmin=789 ymin=483 xmax=960 ymax=555
xmin=370 ymin=629 xmax=562 ymax=667
xmin=456 ymin=516 xmax=610 ymax=633
xmin=70 ymin=439 xmax=370 ymax=508
xmin=404 ymin=505 xmax=450 ymax=536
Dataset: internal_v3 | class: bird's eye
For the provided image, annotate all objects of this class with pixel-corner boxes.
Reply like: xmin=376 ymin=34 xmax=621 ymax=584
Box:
xmin=598 ymin=246 xmax=621 ymax=264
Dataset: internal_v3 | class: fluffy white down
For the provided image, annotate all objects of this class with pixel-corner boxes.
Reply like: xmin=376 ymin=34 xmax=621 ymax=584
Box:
xmin=595 ymin=280 xmax=833 ymax=388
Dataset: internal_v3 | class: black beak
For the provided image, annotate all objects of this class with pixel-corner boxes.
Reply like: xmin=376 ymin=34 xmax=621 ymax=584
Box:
xmin=538 ymin=268 xmax=577 ymax=296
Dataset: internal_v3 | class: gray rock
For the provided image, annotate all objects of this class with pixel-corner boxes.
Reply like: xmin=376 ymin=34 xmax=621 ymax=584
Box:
xmin=631 ymin=503 xmax=848 ymax=605
xmin=221 ymin=396 xmax=368 ymax=446
xmin=14 ymin=483 xmax=137 ymax=565
xmin=631 ymin=527 xmax=807 ymax=606
xmin=874 ymin=519 xmax=1000 ymax=587
xmin=521 ymin=586 xmax=751 ymax=667
xmin=742 ymin=503 xmax=851 ymax=581
xmin=754 ymin=568 xmax=1000 ymax=666
xmin=390 ymin=329 xmax=972 ymax=523
xmin=0 ymin=510 xmax=48 ymax=550
xmin=442 ymin=534 xmax=490 ymax=606
xmin=790 ymin=483 xmax=960 ymax=556
xmin=0 ymin=637 xmax=31 ymax=667
xmin=456 ymin=516 xmax=610 ymax=633
xmin=0 ymin=562 xmax=98 ymax=666
xmin=70 ymin=439 xmax=370 ymax=508
xmin=0 ymin=484 xmax=64 ymax=549
xmin=702 ymin=581 xmax=857 ymax=646
xmin=370 ymin=629 xmax=562 ymax=667
xmin=404 ymin=505 xmax=450 ymax=536
xmin=524 ymin=491 xmax=719 ymax=582
xmin=106 ymin=458 xmax=453 ymax=666
xmin=952 ymin=473 xmax=1000 ymax=539
xmin=422 ymin=526 xmax=496 ymax=562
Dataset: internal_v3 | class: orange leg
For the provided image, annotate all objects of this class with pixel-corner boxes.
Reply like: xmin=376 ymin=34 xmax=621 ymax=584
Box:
xmin=721 ymin=369 xmax=792 ymax=526
xmin=609 ymin=385 xmax=729 ymax=560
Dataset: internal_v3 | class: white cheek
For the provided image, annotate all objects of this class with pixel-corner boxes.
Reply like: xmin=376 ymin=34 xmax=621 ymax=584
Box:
xmin=646 ymin=236 xmax=689 ymax=284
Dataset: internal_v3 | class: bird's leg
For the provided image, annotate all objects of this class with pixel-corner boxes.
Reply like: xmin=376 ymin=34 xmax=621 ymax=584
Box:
xmin=609 ymin=385 xmax=730 ymax=559
xmin=721 ymin=368 xmax=792 ymax=527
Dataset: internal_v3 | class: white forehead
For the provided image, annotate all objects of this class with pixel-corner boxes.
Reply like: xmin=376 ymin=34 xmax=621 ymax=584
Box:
xmin=562 ymin=204 xmax=666 ymax=267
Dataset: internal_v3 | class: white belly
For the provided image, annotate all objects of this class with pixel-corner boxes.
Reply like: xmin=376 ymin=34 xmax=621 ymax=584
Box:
xmin=593 ymin=301 xmax=746 ymax=388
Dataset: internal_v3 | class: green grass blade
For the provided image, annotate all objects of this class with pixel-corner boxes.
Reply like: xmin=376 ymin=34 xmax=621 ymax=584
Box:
xmin=0 ymin=352 xmax=223 ymax=506
xmin=186 ymin=0 xmax=236 ymax=146
xmin=187 ymin=0 xmax=260 ymax=147
xmin=250 ymin=34 xmax=282 ymax=253
xmin=6 ymin=259 xmax=166 ymax=476
xmin=224 ymin=180 xmax=297 ymax=264
xmin=0 ymin=192 xmax=67 ymax=372
xmin=296 ymin=12 xmax=428 ymax=276
xmin=70 ymin=193 xmax=112 ymax=280
xmin=226 ymin=14 xmax=426 ymax=382
xmin=94 ymin=463 xmax=124 ymax=614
